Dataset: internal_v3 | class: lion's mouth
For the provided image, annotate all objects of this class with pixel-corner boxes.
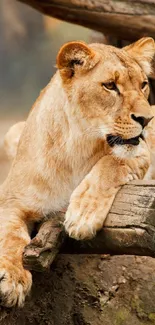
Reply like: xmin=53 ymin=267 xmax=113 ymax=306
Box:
xmin=107 ymin=133 xmax=144 ymax=147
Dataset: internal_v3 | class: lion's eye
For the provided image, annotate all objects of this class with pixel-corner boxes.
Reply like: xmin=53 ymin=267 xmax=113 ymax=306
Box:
xmin=102 ymin=81 xmax=117 ymax=91
xmin=141 ymin=81 xmax=148 ymax=89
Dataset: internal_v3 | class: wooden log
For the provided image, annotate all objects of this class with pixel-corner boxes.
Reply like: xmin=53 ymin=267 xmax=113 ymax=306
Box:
xmin=23 ymin=181 xmax=155 ymax=272
xmin=17 ymin=0 xmax=155 ymax=41
xmin=23 ymin=213 xmax=66 ymax=272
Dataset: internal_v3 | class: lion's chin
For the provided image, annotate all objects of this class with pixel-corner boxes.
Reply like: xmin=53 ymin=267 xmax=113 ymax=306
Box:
xmin=107 ymin=133 xmax=145 ymax=159
xmin=111 ymin=144 xmax=140 ymax=159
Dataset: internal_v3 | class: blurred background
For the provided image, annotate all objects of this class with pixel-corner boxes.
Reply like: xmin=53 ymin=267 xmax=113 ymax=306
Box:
xmin=0 ymin=0 xmax=92 ymax=183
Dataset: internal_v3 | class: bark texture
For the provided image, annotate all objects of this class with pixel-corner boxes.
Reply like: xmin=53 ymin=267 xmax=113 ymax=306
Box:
xmin=17 ymin=0 xmax=155 ymax=41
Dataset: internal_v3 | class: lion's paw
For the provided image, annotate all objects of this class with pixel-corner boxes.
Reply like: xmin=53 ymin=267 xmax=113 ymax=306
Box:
xmin=125 ymin=172 xmax=138 ymax=183
xmin=0 ymin=258 xmax=32 ymax=307
xmin=64 ymin=195 xmax=105 ymax=240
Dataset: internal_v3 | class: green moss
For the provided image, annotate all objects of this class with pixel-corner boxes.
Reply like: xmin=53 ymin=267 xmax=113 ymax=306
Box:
xmin=115 ymin=308 xmax=129 ymax=325
xmin=131 ymin=295 xmax=146 ymax=319
xmin=149 ymin=313 xmax=155 ymax=323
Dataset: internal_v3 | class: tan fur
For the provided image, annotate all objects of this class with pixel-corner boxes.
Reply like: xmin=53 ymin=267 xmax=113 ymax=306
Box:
xmin=143 ymin=105 xmax=155 ymax=179
xmin=4 ymin=121 xmax=25 ymax=160
xmin=1 ymin=37 xmax=155 ymax=307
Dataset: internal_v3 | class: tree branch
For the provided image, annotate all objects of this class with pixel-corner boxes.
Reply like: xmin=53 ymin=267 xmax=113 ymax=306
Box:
xmin=23 ymin=214 xmax=66 ymax=271
xmin=23 ymin=181 xmax=155 ymax=272
xmin=17 ymin=0 xmax=155 ymax=41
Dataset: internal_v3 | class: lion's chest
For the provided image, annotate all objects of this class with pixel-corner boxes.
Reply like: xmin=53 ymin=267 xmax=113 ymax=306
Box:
xmin=35 ymin=147 xmax=104 ymax=214
xmin=16 ymin=137 xmax=105 ymax=215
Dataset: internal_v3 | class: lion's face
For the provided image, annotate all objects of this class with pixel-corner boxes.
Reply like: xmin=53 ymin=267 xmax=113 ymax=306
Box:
xmin=57 ymin=38 xmax=155 ymax=158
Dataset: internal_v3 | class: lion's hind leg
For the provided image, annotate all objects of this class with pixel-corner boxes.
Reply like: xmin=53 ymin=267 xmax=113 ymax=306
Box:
xmin=0 ymin=205 xmax=32 ymax=307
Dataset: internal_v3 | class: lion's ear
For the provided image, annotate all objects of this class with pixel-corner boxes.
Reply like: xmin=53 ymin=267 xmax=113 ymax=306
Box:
xmin=124 ymin=37 xmax=155 ymax=75
xmin=56 ymin=41 xmax=99 ymax=79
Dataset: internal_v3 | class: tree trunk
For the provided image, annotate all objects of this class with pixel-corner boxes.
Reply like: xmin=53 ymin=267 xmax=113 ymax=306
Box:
xmin=17 ymin=0 xmax=155 ymax=41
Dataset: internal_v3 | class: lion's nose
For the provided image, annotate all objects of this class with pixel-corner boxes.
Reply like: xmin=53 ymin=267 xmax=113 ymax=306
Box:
xmin=131 ymin=114 xmax=153 ymax=128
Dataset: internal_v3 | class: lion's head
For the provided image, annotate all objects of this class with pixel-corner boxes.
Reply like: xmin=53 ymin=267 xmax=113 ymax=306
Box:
xmin=57 ymin=37 xmax=155 ymax=158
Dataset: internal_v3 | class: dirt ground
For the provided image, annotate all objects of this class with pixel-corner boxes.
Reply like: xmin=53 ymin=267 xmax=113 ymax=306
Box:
xmin=0 ymin=255 xmax=155 ymax=325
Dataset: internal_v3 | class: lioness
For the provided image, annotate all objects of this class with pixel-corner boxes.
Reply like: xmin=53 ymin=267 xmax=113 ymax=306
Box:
xmin=0 ymin=38 xmax=154 ymax=307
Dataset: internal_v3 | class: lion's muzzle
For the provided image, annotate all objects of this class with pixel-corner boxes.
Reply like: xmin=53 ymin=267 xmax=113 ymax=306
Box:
xmin=107 ymin=133 xmax=144 ymax=147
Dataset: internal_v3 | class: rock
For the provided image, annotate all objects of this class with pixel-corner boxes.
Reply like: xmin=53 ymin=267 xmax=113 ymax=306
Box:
xmin=0 ymin=254 xmax=155 ymax=324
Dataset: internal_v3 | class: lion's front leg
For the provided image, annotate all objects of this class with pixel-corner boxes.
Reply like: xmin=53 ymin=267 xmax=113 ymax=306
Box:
xmin=65 ymin=179 xmax=119 ymax=240
xmin=0 ymin=207 xmax=32 ymax=307
xmin=64 ymin=156 xmax=121 ymax=240
xmin=64 ymin=141 xmax=150 ymax=240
